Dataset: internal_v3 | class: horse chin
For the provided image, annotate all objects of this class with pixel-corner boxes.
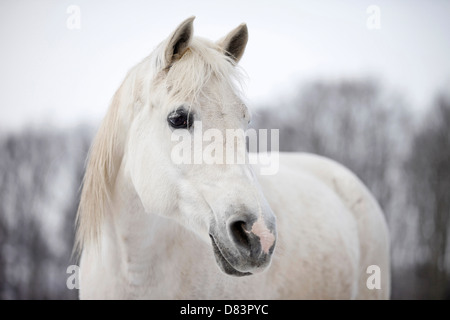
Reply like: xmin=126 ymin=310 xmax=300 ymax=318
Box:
xmin=209 ymin=235 xmax=252 ymax=277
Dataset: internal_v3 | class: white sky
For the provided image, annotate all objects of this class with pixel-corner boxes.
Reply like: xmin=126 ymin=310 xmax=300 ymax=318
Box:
xmin=1 ymin=0 xmax=449 ymax=130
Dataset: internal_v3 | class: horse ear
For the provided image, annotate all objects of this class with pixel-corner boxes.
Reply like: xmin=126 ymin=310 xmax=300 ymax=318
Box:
xmin=217 ymin=23 xmax=248 ymax=63
xmin=164 ymin=16 xmax=195 ymax=67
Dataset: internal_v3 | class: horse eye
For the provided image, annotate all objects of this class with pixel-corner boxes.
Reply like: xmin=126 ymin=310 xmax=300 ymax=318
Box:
xmin=167 ymin=109 xmax=193 ymax=129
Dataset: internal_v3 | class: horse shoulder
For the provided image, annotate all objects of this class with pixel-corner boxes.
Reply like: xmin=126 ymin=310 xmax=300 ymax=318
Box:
xmin=277 ymin=152 xmax=390 ymax=299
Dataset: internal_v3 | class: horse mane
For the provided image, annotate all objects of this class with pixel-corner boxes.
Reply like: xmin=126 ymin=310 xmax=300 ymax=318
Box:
xmin=74 ymin=85 xmax=124 ymax=256
xmin=75 ymin=37 xmax=245 ymax=255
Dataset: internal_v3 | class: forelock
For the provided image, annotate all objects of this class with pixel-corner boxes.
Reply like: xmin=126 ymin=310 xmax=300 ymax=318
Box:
xmin=162 ymin=38 xmax=245 ymax=106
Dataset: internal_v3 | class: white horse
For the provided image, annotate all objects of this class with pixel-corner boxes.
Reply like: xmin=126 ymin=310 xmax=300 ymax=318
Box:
xmin=76 ymin=17 xmax=390 ymax=299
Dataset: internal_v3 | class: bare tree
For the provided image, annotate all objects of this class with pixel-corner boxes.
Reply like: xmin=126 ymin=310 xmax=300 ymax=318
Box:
xmin=0 ymin=126 xmax=92 ymax=299
xmin=405 ymin=95 xmax=450 ymax=299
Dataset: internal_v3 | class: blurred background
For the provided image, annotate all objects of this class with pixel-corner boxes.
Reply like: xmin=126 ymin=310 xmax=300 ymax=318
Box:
xmin=0 ymin=0 xmax=449 ymax=299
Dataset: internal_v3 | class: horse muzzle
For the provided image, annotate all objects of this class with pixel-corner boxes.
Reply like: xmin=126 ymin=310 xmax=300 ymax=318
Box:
xmin=209 ymin=212 xmax=277 ymax=277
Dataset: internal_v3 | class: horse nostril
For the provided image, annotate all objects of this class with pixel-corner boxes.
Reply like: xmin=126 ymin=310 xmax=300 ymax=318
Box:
xmin=230 ymin=221 xmax=250 ymax=249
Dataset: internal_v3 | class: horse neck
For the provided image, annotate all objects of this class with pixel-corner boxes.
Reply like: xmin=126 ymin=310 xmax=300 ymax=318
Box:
xmin=102 ymin=166 xmax=195 ymax=292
